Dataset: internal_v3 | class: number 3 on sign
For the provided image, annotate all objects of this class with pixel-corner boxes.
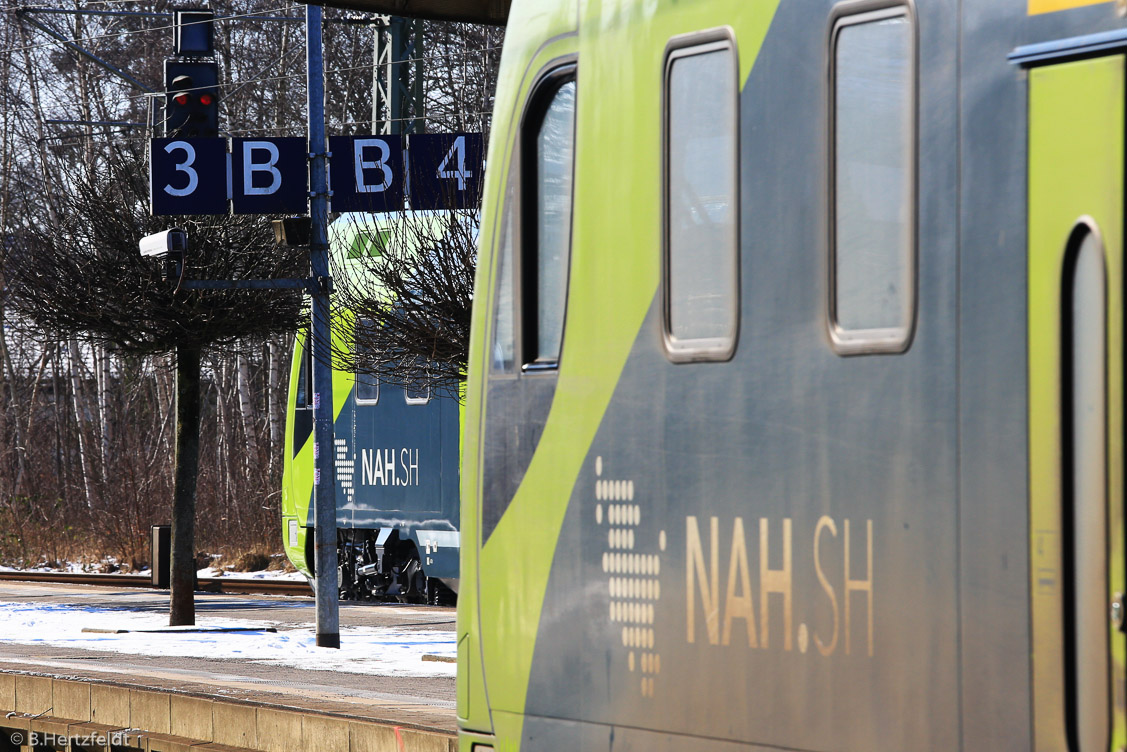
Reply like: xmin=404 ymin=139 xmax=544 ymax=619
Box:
xmin=163 ymin=141 xmax=198 ymax=197
xmin=436 ymin=136 xmax=473 ymax=191
xmin=149 ymin=137 xmax=226 ymax=215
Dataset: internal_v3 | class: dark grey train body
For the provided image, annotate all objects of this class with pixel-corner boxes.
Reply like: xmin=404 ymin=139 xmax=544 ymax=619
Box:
xmin=455 ymin=0 xmax=1127 ymax=749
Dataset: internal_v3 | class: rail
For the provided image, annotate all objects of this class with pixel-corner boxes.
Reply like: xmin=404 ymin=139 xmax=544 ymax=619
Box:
xmin=0 ymin=570 xmax=312 ymax=596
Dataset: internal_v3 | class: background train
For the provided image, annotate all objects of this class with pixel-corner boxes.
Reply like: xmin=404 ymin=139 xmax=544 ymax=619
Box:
xmin=448 ymin=0 xmax=1127 ymax=750
xmin=281 ymin=213 xmax=462 ymax=605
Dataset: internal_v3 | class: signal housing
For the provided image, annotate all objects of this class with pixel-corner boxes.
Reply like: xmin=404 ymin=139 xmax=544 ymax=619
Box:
xmin=163 ymin=59 xmax=219 ymax=138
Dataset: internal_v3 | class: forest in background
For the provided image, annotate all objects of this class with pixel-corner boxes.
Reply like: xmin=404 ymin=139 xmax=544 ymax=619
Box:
xmin=0 ymin=0 xmax=501 ymax=569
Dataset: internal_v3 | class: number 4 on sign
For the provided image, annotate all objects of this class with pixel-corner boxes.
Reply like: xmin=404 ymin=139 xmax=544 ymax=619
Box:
xmin=436 ymin=136 xmax=473 ymax=191
xmin=404 ymin=133 xmax=483 ymax=210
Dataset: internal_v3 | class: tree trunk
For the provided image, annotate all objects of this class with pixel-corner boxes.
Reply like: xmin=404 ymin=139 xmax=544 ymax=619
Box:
xmin=68 ymin=340 xmax=93 ymax=508
xmin=236 ymin=354 xmax=260 ymax=468
xmin=154 ymin=356 xmax=174 ymax=460
xmin=216 ymin=361 xmax=233 ymax=534
xmin=266 ymin=339 xmax=284 ymax=477
xmin=52 ymin=342 xmax=68 ymax=502
xmin=0 ymin=303 xmax=26 ymax=496
xmin=170 ymin=343 xmax=201 ymax=626
xmin=96 ymin=345 xmax=111 ymax=482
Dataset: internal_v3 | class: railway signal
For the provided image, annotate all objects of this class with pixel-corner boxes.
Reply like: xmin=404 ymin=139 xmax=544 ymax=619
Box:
xmin=163 ymin=9 xmax=218 ymax=139
xmin=173 ymin=9 xmax=214 ymax=56
xmin=164 ymin=60 xmax=219 ymax=138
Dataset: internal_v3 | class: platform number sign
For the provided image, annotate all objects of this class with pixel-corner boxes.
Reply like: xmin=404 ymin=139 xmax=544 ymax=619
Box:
xmin=231 ymin=137 xmax=308 ymax=215
xmin=150 ymin=133 xmax=484 ymax=216
xmin=150 ymin=137 xmax=227 ymax=215
xmin=328 ymin=135 xmax=404 ymax=213
xmin=407 ymin=133 xmax=484 ymax=210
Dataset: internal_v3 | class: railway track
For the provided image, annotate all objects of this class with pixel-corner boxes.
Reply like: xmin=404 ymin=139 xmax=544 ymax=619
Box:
xmin=0 ymin=570 xmax=312 ymax=596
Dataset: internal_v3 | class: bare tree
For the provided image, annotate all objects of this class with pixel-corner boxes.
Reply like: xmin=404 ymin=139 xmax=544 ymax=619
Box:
xmin=326 ymin=19 xmax=500 ymax=396
xmin=0 ymin=0 xmax=502 ymax=592
xmin=5 ymin=146 xmax=304 ymax=624
xmin=328 ymin=210 xmax=476 ymax=398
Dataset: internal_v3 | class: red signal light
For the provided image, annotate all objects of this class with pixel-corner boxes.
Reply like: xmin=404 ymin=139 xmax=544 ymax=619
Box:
xmin=199 ymin=93 xmax=214 ymax=106
xmin=174 ymin=93 xmax=190 ymax=106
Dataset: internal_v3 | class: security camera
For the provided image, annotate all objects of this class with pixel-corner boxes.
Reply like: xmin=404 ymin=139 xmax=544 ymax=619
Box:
xmin=139 ymin=228 xmax=188 ymax=259
xmin=140 ymin=229 xmax=188 ymax=282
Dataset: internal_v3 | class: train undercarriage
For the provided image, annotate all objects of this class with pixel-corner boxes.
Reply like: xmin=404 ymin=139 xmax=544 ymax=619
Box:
xmin=332 ymin=528 xmax=457 ymax=605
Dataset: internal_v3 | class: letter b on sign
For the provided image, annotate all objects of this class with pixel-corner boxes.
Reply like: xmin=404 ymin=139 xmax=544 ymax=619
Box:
xmin=329 ymin=135 xmax=403 ymax=212
xmin=243 ymin=141 xmax=281 ymax=196
xmin=231 ymin=137 xmax=308 ymax=214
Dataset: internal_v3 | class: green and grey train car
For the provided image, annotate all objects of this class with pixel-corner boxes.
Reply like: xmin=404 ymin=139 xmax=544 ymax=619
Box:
xmin=447 ymin=0 xmax=1127 ymax=749
xmin=281 ymin=214 xmax=461 ymax=603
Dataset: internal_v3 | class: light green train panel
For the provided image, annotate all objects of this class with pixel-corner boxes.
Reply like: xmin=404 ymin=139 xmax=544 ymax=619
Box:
xmin=1028 ymin=54 xmax=1126 ymax=752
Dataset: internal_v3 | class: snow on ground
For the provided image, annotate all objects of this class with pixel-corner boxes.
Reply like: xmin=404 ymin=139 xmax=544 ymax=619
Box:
xmin=0 ymin=563 xmax=93 ymax=574
xmin=196 ymin=568 xmax=307 ymax=581
xmin=0 ymin=564 xmax=306 ymax=581
xmin=0 ymin=601 xmax=455 ymax=678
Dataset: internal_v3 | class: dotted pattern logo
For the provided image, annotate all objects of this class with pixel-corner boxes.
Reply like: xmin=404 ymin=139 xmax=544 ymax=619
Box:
xmin=596 ymin=456 xmax=666 ymax=699
xmin=335 ymin=437 xmax=355 ymax=504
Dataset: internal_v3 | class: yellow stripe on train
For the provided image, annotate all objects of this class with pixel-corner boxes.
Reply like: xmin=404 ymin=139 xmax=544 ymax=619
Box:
xmin=1028 ymin=0 xmax=1112 ymax=16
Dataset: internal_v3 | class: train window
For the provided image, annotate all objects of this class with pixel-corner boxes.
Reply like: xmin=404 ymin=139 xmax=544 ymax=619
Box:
xmin=1062 ymin=222 xmax=1110 ymax=752
xmin=405 ymin=382 xmax=431 ymax=405
xmin=491 ymin=165 xmax=517 ymax=374
xmin=662 ymin=32 xmax=739 ymax=362
xmin=355 ymin=373 xmax=380 ymax=404
xmin=405 ymin=356 xmax=431 ymax=405
xmin=521 ymin=69 xmax=576 ymax=370
xmin=295 ymin=336 xmax=312 ymax=409
xmin=829 ymin=3 xmax=916 ymax=354
xmin=354 ymin=319 xmax=380 ymax=404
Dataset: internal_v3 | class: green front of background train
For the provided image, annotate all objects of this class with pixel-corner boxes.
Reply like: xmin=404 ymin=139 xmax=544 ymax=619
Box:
xmin=458 ymin=0 xmax=1127 ymax=750
xmin=281 ymin=214 xmax=463 ymax=602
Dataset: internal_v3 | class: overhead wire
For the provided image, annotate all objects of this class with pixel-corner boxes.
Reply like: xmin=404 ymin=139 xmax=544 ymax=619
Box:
xmin=45 ymin=106 xmax=494 ymax=143
xmin=18 ymin=51 xmax=498 ymax=142
xmin=2 ymin=3 xmax=499 ymax=102
xmin=6 ymin=7 xmax=500 ymax=146
xmin=14 ymin=36 xmax=501 ymax=104
xmin=6 ymin=2 xmax=493 ymax=58
xmin=116 ymin=44 xmax=504 ymax=104
xmin=194 ymin=110 xmax=495 ymax=135
xmin=1 ymin=4 xmax=301 ymax=57
xmin=216 ymin=36 xmax=306 ymax=102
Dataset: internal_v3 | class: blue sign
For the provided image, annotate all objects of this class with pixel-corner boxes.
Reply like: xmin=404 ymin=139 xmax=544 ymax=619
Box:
xmin=328 ymin=135 xmax=403 ymax=213
xmin=407 ymin=133 xmax=484 ymax=210
xmin=231 ymin=137 xmax=308 ymax=215
xmin=150 ymin=137 xmax=228 ymax=215
xmin=150 ymin=133 xmax=484 ymax=216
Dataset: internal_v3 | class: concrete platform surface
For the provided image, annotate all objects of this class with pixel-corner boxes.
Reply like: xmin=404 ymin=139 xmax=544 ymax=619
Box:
xmin=0 ymin=580 xmax=459 ymax=751
xmin=0 ymin=672 xmax=455 ymax=752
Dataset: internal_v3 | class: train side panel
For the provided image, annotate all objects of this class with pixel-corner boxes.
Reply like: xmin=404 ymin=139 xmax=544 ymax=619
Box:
xmin=462 ymin=0 xmax=1127 ymax=749
xmin=281 ymin=329 xmax=365 ymax=578
xmin=509 ymin=0 xmax=960 ymax=748
xmin=959 ymin=2 xmax=1127 ymax=750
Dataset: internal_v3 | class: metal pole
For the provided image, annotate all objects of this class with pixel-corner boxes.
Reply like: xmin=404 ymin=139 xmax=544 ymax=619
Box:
xmin=390 ymin=17 xmax=404 ymax=135
xmin=371 ymin=20 xmax=380 ymax=135
xmin=306 ymin=3 xmax=340 ymax=649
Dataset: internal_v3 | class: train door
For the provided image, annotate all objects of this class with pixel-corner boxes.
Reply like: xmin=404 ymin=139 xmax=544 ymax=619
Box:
xmin=1027 ymin=54 xmax=1126 ymax=752
xmin=480 ymin=62 xmax=576 ymax=547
